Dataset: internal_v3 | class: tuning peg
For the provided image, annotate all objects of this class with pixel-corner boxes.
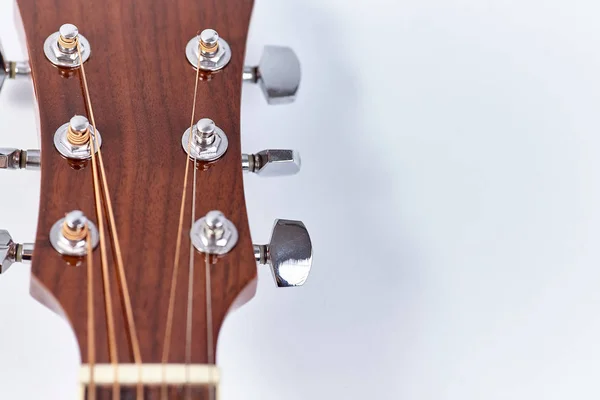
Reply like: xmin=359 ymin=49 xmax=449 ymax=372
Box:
xmin=0 ymin=40 xmax=31 ymax=93
xmin=254 ymin=219 xmax=312 ymax=287
xmin=243 ymin=46 xmax=300 ymax=105
xmin=0 ymin=230 xmax=33 ymax=274
xmin=0 ymin=148 xmax=40 ymax=170
xmin=242 ymin=149 xmax=301 ymax=177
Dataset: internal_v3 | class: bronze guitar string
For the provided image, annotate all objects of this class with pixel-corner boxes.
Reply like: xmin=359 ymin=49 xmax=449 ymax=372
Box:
xmin=66 ymin=124 xmax=90 ymax=145
xmin=76 ymin=40 xmax=121 ymax=400
xmin=95 ymin=109 xmax=145 ymax=400
xmin=76 ymin=39 xmax=144 ymax=400
xmin=205 ymin=253 xmax=216 ymax=400
xmin=86 ymin=229 xmax=96 ymax=400
xmin=185 ymin=140 xmax=198 ymax=400
xmin=58 ymin=34 xmax=77 ymax=50
xmin=161 ymin=36 xmax=203 ymax=400
xmin=75 ymin=40 xmax=143 ymax=374
xmin=62 ymin=218 xmax=89 ymax=241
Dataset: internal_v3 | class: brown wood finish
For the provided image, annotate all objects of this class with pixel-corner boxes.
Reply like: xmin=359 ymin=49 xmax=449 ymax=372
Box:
xmin=16 ymin=0 xmax=257 ymax=368
xmin=94 ymin=386 xmax=214 ymax=399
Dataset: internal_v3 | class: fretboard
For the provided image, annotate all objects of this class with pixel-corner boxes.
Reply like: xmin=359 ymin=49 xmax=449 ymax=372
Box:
xmin=87 ymin=386 xmax=216 ymax=400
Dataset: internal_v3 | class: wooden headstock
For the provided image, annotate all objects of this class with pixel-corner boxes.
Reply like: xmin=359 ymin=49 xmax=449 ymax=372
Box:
xmin=18 ymin=0 xmax=257 ymax=386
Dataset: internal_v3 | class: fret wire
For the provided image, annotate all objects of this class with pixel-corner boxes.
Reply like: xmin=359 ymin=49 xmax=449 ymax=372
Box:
xmin=161 ymin=37 xmax=203 ymax=400
xmin=76 ymin=40 xmax=120 ymax=400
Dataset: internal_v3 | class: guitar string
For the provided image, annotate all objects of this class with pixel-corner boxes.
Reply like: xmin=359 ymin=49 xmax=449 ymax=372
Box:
xmin=77 ymin=41 xmax=144 ymax=398
xmin=184 ymin=152 xmax=198 ymax=400
xmin=161 ymin=37 xmax=203 ymax=400
xmin=77 ymin=43 xmax=144 ymax=400
xmin=205 ymin=253 xmax=215 ymax=400
xmin=76 ymin=41 xmax=120 ymax=400
xmin=94 ymin=111 xmax=144 ymax=400
xmin=76 ymin=42 xmax=142 ymax=371
xmin=86 ymin=231 xmax=96 ymax=400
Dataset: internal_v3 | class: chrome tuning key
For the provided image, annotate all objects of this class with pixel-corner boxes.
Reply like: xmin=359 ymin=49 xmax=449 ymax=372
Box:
xmin=0 ymin=40 xmax=31 ymax=93
xmin=0 ymin=230 xmax=33 ymax=274
xmin=190 ymin=210 xmax=238 ymax=255
xmin=44 ymin=23 xmax=91 ymax=68
xmin=243 ymin=46 xmax=301 ymax=105
xmin=182 ymin=118 xmax=229 ymax=161
xmin=186 ymin=28 xmax=232 ymax=72
xmin=242 ymin=149 xmax=301 ymax=177
xmin=254 ymin=219 xmax=312 ymax=287
xmin=54 ymin=115 xmax=102 ymax=160
xmin=49 ymin=210 xmax=99 ymax=256
xmin=0 ymin=148 xmax=40 ymax=170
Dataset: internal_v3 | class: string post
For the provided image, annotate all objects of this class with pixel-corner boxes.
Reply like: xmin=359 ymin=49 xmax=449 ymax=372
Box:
xmin=58 ymin=23 xmax=79 ymax=52
xmin=193 ymin=118 xmax=217 ymax=146
xmin=181 ymin=118 xmax=229 ymax=161
xmin=186 ymin=28 xmax=231 ymax=72
xmin=62 ymin=210 xmax=89 ymax=242
xmin=66 ymin=115 xmax=91 ymax=145
xmin=190 ymin=210 xmax=239 ymax=255
xmin=199 ymin=29 xmax=220 ymax=56
xmin=50 ymin=210 xmax=99 ymax=256
xmin=44 ymin=23 xmax=91 ymax=68
xmin=54 ymin=115 xmax=102 ymax=160
xmin=203 ymin=211 xmax=226 ymax=242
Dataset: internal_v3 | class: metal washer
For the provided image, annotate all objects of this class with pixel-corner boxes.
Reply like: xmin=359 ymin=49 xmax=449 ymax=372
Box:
xmin=185 ymin=37 xmax=231 ymax=72
xmin=54 ymin=122 xmax=102 ymax=160
xmin=43 ymin=32 xmax=91 ymax=68
xmin=49 ymin=218 xmax=99 ymax=257
xmin=190 ymin=216 xmax=238 ymax=255
xmin=181 ymin=126 xmax=228 ymax=161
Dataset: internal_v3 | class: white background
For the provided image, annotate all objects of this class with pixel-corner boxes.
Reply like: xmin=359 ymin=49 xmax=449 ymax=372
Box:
xmin=2 ymin=0 xmax=600 ymax=399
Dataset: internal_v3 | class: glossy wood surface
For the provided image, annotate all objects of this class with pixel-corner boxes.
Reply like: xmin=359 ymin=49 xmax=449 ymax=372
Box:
xmin=91 ymin=386 xmax=213 ymax=399
xmin=16 ymin=0 xmax=256 ymax=366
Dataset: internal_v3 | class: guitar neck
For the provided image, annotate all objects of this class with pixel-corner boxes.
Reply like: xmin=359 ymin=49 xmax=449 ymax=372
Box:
xmin=87 ymin=387 xmax=216 ymax=400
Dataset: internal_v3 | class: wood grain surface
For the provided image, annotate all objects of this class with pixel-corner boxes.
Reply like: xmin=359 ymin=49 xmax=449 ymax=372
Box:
xmin=16 ymin=0 xmax=257 ymax=370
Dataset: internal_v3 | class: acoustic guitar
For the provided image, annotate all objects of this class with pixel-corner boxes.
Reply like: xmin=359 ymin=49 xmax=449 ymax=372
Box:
xmin=0 ymin=0 xmax=312 ymax=398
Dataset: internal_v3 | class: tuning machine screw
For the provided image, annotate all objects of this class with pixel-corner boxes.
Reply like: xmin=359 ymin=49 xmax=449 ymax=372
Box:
xmin=186 ymin=28 xmax=232 ymax=72
xmin=181 ymin=118 xmax=229 ymax=161
xmin=49 ymin=210 xmax=99 ymax=256
xmin=54 ymin=115 xmax=102 ymax=160
xmin=0 ymin=230 xmax=33 ymax=274
xmin=0 ymin=148 xmax=40 ymax=170
xmin=242 ymin=149 xmax=301 ymax=177
xmin=244 ymin=46 xmax=301 ymax=105
xmin=254 ymin=219 xmax=312 ymax=287
xmin=0 ymin=40 xmax=30 ymax=94
xmin=44 ymin=23 xmax=91 ymax=68
xmin=190 ymin=210 xmax=238 ymax=255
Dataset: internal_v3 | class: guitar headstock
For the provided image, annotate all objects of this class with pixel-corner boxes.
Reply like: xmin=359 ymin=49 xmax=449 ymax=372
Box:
xmin=0 ymin=0 xmax=312 ymax=397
